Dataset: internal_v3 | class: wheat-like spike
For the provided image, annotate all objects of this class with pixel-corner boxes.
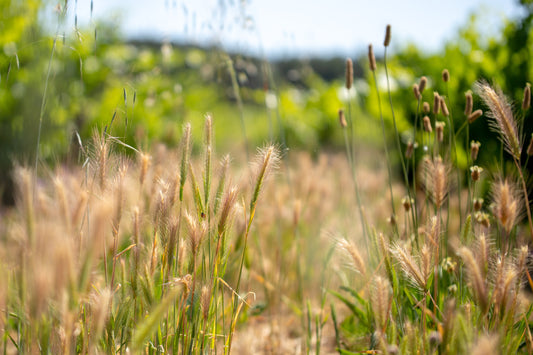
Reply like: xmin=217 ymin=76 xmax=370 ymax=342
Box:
xmin=371 ymin=276 xmax=391 ymax=331
xmin=491 ymin=177 xmax=523 ymax=234
xmin=475 ymin=81 xmax=521 ymax=159
xmin=458 ymin=246 xmax=488 ymax=313
xmin=250 ymin=145 xmax=280 ymax=217
xmin=338 ymin=238 xmax=367 ymax=276
xmin=390 ymin=242 xmax=426 ymax=290
xmin=422 ymin=156 xmax=449 ymax=209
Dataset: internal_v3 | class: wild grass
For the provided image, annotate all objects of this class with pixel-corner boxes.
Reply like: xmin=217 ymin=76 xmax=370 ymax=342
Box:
xmin=3 ymin=20 xmax=533 ymax=355
xmin=0 ymin=116 xmax=281 ymax=354
xmin=329 ymin=24 xmax=533 ymax=355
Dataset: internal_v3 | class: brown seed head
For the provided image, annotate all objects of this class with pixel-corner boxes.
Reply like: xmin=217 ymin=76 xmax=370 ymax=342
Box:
xmin=345 ymin=58 xmax=353 ymax=89
xmin=465 ymin=91 xmax=473 ymax=116
xmin=423 ymin=101 xmax=430 ymax=114
xmin=470 ymin=165 xmax=483 ymax=182
xmin=468 ymin=109 xmax=483 ymax=124
xmin=440 ymin=96 xmax=450 ymax=116
xmin=384 ymin=25 xmax=391 ymax=47
xmin=471 ymin=141 xmax=481 ymax=161
xmin=474 ymin=211 xmax=491 ymax=229
xmin=419 ymin=76 xmax=427 ymax=94
xmin=435 ymin=121 xmax=445 ymax=142
xmin=473 ymin=198 xmax=484 ymax=211
xmin=368 ymin=44 xmax=377 ymax=71
xmin=423 ymin=115 xmax=432 ymax=133
xmin=413 ymin=84 xmax=421 ymax=100
xmin=338 ymin=109 xmax=347 ymax=128
xmin=402 ymin=196 xmax=413 ymax=212
xmin=523 ymin=83 xmax=531 ymax=111
xmin=433 ymin=92 xmax=440 ymax=115
xmin=442 ymin=69 xmax=450 ymax=82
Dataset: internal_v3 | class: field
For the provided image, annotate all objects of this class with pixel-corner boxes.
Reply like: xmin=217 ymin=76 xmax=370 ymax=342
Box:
xmin=2 ymin=2 xmax=533 ymax=354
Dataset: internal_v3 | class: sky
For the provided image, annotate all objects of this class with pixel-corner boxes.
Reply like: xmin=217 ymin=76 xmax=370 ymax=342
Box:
xmin=64 ymin=0 xmax=524 ymax=58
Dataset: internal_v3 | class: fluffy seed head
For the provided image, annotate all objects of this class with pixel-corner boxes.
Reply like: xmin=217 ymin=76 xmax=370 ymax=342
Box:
xmin=491 ymin=178 xmax=522 ymax=234
xmin=422 ymin=155 xmax=448 ymax=209
xmin=475 ymin=81 xmax=521 ymax=159
xmin=371 ymin=276 xmax=391 ymax=330
xmin=337 ymin=238 xmax=367 ymax=276
xmin=458 ymin=247 xmax=488 ymax=313
xmin=391 ymin=242 xmax=427 ymax=291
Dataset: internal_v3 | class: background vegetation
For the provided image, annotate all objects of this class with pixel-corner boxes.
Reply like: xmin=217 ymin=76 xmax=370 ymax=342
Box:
xmin=2 ymin=0 xmax=533 ymax=353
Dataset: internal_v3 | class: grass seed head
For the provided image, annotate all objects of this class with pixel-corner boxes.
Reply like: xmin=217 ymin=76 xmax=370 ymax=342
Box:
xmin=413 ymin=84 xmax=421 ymax=100
xmin=337 ymin=238 xmax=367 ymax=276
xmin=435 ymin=121 xmax=445 ymax=142
xmin=338 ymin=109 xmax=347 ymax=128
xmin=465 ymin=90 xmax=473 ymax=116
xmin=419 ymin=76 xmax=427 ymax=94
xmin=442 ymin=69 xmax=450 ymax=82
xmin=458 ymin=246 xmax=488 ymax=313
xmin=468 ymin=109 xmax=483 ymax=124
xmin=423 ymin=115 xmax=432 ymax=133
xmin=491 ymin=178 xmax=522 ymax=234
xmin=368 ymin=44 xmax=377 ymax=71
xmin=371 ymin=276 xmax=391 ymax=330
xmin=433 ymin=92 xmax=440 ymax=115
xmin=475 ymin=81 xmax=521 ymax=159
xmin=384 ymin=24 xmax=391 ymax=47
xmin=440 ymin=96 xmax=450 ymax=116
xmin=470 ymin=141 xmax=481 ymax=161
xmin=345 ymin=58 xmax=353 ymax=89
xmin=423 ymin=101 xmax=430 ymax=114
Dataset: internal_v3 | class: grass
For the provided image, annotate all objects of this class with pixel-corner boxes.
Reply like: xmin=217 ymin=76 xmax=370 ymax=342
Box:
xmin=2 ymin=22 xmax=533 ymax=355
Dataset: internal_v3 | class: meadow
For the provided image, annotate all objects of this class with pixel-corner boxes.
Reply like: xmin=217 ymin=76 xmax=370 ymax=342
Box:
xmin=2 ymin=2 xmax=533 ymax=354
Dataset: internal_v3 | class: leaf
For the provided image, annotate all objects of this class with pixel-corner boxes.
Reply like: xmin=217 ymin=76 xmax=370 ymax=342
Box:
xmin=132 ymin=285 xmax=182 ymax=351
xmin=328 ymin=289 xmax=368 ymax=328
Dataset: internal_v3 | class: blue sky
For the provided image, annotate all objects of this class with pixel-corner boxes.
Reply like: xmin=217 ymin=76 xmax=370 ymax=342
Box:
xmin=65 ymin=0 xmax=523 ymax=58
